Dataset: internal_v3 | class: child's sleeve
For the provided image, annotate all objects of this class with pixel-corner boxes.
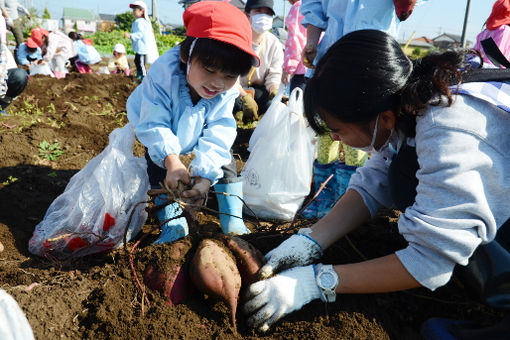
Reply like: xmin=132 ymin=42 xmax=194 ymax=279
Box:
xmin=16 ymin=46 xmax=29 ymax=66
xmin=189 ymin=90 xmax=239 ymax=184
xmin=283 ymin=4 xmax=305 ymax=75
xmin=264 ymin=38 xmax=284 ymax=91
xmin=300 ymin=0 xmax=327 ymax=30
xmin=126 ymin=67 xmax=182 ymax=169
xmin=130 ymin=19 xmax=145 ymax=42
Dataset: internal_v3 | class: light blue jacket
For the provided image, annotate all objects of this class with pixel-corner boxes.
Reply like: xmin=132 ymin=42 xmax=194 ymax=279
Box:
xmin=16 ymin=42 xmax=42 ymax=66
xmin=301 ymin=0 xmax=401 ymax=75
xmin=126 ymin=46 xmax=239 ymax=184
xmin=130 ymin=17 xmax=152 ymax=54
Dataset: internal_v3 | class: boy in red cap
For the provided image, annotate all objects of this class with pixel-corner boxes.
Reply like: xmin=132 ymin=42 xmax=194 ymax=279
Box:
xmin=127 ymin=1 xmax=259 ymax=249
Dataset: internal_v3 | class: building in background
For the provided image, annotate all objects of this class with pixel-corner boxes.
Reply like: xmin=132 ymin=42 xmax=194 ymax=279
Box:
xmin=62 ymin=7 xmax=97 ymax=34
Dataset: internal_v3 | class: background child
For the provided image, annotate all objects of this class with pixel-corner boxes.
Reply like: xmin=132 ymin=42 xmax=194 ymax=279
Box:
xmin=68 ymin=31 xmax=101 ymax=73
xmin=124 ymin=1 xmax=158 ymax=80
xmin=28 ymin=28 xmax=76 ymax=79
xmin=108 ymin=43 xmax=130 ymax=76
xmin=16 ymin=37 xmax=42 ymax=70
xmin=126 ymin=1 xmax=260 ymax=244
xmin=282 ymin=0 xmax=307 ymax=93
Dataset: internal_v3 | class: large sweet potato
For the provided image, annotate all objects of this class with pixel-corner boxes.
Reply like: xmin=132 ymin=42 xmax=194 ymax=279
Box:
xmin=220 ymin=235 xmax=266 ymax=286
xmin=190 ymin=238 xmax=241 ymax=332
xmin=144 ymin=239 xmax=192 ymax=306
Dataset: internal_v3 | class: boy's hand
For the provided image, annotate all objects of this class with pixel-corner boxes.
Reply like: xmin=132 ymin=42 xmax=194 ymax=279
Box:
xmin=182 ymin=177 xmax=211 ymax=205
xmin=124 ymin=32 xmax=131 ymax=39
xmin=164 ymin=154 xmax=190 ymax=189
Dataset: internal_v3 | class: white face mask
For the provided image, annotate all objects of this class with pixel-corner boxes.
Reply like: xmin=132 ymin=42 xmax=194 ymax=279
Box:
xmin=351 ymin=115 xmax=392 ymax=154
xmin=250 ymin=13 xmax=273 ymax=34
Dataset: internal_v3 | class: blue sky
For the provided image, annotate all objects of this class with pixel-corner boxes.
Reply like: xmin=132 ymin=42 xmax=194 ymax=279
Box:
xmin=30 ymin=0 xmax=493 ymax=43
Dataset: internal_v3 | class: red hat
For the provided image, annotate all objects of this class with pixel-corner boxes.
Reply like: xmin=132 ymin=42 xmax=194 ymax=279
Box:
xmin=183 ymin=1 xmax=260 ymax=67
xmin=25 ymin=37 xmax=38 ymax=48
xmin=27 ymin=29 xmax=44 ymax=47
xmin=486 ymin=0 xmax=510 ymax=30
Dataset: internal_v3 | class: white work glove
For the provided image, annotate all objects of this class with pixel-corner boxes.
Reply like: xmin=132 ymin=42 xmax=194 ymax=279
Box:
xmin=5 ymin=17 xmax=13 ymax=28
xmin=243 ymin=264 xmax=321 ymax=332
xmin=258 ymin=228 xmax=323 ymax=279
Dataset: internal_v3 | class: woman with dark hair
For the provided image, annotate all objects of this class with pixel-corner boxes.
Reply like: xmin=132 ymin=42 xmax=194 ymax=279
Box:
xmin=243 ymin=29 xmax=510 ymax=336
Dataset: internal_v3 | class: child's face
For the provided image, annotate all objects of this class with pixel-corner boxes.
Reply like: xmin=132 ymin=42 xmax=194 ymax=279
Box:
xmin=113 ymin=51 xmax=123 ymax=58
xmin=132 ymin=6 xmax=144 ymax=18
xmin=187 ymin=58 xmax=238 ymax=99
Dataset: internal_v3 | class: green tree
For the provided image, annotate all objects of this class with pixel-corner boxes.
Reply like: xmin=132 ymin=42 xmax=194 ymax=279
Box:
xmin=115 ymin=11 xmax=135 ymax=31
xmin=42 ymin=8 xmax=51 ymax=19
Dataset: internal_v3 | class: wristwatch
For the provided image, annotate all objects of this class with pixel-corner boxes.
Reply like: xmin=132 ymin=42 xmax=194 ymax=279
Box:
xmin=315 ymin=264 xmax=339 ymax=303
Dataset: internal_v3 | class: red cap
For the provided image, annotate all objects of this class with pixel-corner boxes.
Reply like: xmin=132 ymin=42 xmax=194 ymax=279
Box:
xmin=183 ymin=1 xmax=260 ymax=67
xmin=28 ymin=29 xmax=44 ymax=47
xmin=25 ymin=37 xmax=38 ymax=48
xmin=486 ymin=0 xmax=510 ymax=30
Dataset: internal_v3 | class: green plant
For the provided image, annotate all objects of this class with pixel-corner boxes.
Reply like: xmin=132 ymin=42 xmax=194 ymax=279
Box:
xmin=43 ymin=8 xmax=51 ymax=19
xmin=2 ymin=176 xmax=18 ymax=185
xmin=48 ymin=171 xmax=57 ymax=178
xmin=39 ymin=140 xmax=65 ymax=161
xmin=46 ymin=103 xmax=56 ymax=114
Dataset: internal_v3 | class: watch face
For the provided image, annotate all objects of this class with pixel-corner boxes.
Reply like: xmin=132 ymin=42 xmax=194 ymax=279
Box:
xmin=320 ymin=272 xmax=336 ymax=290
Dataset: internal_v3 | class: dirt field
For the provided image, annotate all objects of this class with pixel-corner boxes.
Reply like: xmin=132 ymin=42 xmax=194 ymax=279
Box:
xmin=0 ymin=73 xmax=504 ymax=339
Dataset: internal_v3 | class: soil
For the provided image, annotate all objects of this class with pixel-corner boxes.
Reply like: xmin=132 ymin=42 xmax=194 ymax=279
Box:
xmin=0 ymin=73 xmax=505 ymax=340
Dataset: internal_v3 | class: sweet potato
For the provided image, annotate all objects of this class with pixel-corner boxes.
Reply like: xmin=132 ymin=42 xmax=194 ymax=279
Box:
xmin=220 ymin=235 xmax=266 ymax=286
xmin=190 ymin=238 xmax=241 ymax=332
xmin=144 ymin=239 xmax=192 ymax=306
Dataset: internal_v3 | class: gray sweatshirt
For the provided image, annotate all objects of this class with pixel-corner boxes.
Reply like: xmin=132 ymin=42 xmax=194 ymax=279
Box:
xmin=349 ymin=94 xmax=510 ymax=290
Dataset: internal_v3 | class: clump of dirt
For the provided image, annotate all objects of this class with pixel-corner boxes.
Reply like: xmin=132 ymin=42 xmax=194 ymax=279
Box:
xmin=0 ymin=74 xmax=505 ymax=340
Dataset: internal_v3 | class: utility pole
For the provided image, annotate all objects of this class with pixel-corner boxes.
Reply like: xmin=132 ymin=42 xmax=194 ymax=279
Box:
xmin=460 ymin=0 xmax=472 ymax=47
xmin=152 ymin=0 xmax=161 ymax=34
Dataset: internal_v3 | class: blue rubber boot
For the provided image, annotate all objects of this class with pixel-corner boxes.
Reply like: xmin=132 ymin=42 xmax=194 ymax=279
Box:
xmin=334 ymin=162 xmax=357 ymax=204
xmin=301 ymin=160 xmax=337 ymax=219
xmin=214 ymin=179 xmax=250 ymax=235
xmin=153 ymin=196 xmax=189 ymax=245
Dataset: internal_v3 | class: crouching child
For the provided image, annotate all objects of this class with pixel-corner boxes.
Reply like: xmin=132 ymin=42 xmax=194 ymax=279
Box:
xmin=126 ymin=1 xmax=260 ymax=244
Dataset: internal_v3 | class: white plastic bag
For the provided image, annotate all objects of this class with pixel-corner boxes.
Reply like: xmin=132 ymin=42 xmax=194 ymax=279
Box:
xmin=29 ymin=123 xmax=150 ymax=259
xmin=247 ymin=86 xmax=287 ymax=152
xmin=29 ymin=62 xmax=54 ymax=77
xmin=0 ymin=290 xmax=34 ymax=340
xmin=242 ymin=87 xmax=316 ymax=220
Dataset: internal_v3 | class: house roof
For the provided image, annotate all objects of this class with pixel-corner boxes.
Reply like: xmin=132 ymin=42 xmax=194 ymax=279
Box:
xmin=432 ymin=33 xmax=462 ymax=42
xmin=63 ymin=8 xmax=96 ymax=21
xmin=98 ymin=13 xmax=115 ymax=22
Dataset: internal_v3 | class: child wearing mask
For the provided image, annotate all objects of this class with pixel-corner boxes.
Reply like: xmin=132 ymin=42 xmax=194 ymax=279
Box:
xmin=233 ymin=0 xmax=283 ymax=123
xmin=127 ymin=1 xmax=260 ymax=244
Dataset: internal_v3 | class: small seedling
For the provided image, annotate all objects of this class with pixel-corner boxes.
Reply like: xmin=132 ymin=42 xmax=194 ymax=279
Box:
xmin=2 ymin=176 xmax=18 ymax=185
xmin=39 ymin=140 xmax=65 ymax=161
xmin=48 ymin=171 xmax=57 ymax=178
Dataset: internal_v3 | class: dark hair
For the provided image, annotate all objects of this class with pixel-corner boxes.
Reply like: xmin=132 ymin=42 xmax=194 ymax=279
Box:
xmin=304 ymin=29 xmax=465 ymax=137
xmin=179 ymin=36 xmax=253 ymax=77
xmin=68 ymin=31 xmax=82 ymax=41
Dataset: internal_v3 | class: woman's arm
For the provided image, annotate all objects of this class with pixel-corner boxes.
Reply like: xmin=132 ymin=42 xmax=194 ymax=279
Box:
xmin=334 ymin=254 xmax=421 ymax=294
